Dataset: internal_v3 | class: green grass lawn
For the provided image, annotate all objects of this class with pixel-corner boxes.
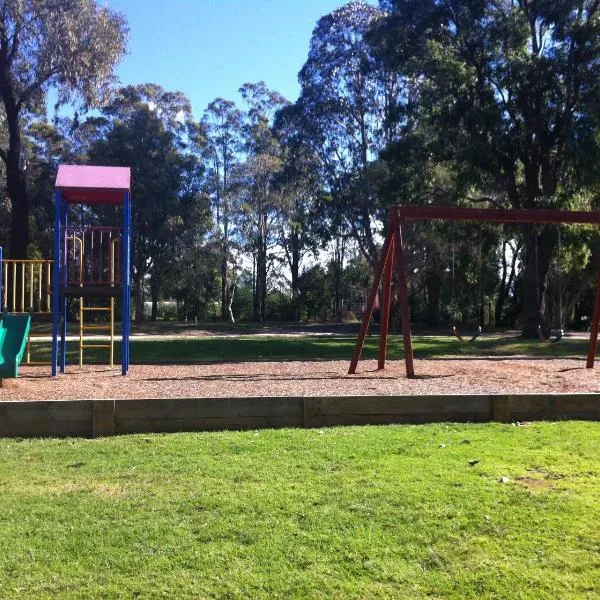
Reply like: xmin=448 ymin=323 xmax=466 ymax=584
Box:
xmin=26 ymin=334 xmax=593 ymax=365
xmin=0 ymin=423 xmax=598 ymax=598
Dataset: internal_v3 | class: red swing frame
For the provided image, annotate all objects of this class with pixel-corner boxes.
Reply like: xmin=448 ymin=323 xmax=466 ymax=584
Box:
xmin=348 ymin=205 xmax=600 ymax=378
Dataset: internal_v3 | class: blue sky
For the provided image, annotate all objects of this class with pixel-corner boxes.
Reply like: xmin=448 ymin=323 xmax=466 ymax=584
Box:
xmin=105 ymin=0 xmax=367 ymax=119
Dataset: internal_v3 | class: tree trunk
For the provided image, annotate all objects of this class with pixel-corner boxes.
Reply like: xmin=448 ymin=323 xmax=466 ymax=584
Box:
xmin=332 ymin=236 xmax=344 ymax=322
xmin=227 ymin=280 xmax=237 ymax=325
xmin=291 ymin=229 xmax=300 ymax=322
xmin=220 ymin=216 xmax=229 ymax=321
xmin=520 ymin=226 xmax=556 ymax=337
xmin=134 ymin=275 xmax=145 ymax=325
xmin=260 ymin=234 xmax=267 ymax=323
xmin=4 ymin=109 xmax=28 ymax=259
xmin=220 ymin=252 xmax=228 ymax=321
xmin=7 ymin=162 xmax=28 ymax=259
xmin=150 ymin=282 xmax=158 ymax=322
xmin=252 ymin=253 xmax=258 ymax=321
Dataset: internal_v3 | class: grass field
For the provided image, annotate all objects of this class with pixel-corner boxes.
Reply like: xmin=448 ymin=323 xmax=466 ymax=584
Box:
xmin=26 ymin=334 xmax=593 ymax=365
xmin=0 ymin=422 xmax=598 ymax=598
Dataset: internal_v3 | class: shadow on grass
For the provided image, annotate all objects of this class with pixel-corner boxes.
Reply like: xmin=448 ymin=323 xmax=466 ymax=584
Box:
xmin=25 ymin=335 xmax=593 ymax=366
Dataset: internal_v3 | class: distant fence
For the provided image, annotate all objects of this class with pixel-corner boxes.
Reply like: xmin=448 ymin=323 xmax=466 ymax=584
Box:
xmin=0 ymin=393 xmax=599 ymax=438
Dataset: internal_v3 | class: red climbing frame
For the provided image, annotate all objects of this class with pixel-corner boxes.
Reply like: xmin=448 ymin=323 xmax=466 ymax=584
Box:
xmin=349 ymin=205 xmax=600 ymax=378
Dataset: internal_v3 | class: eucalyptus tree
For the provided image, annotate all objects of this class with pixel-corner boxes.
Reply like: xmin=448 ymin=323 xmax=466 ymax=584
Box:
xmin=202 ymin=98 xmax=244 ymax=322
xmin=297 ymin=1 xmax=400 ymax=269
xmin=273 ymin=103 xmax=322 ymax=321
xmin=238 ymin=82 xmax=288 ymax=322
xmin=0 ymin=0 xmax=127 ymax=258
xmin=372 ymin=0 xmax=600 ymax=335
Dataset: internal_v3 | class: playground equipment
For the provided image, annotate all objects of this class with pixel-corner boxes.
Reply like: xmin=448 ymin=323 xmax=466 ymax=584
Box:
xmin=0 ymin=165 xmax=131 ymax=377
xmin=0 ymin=245 xmax=53 ymax=367
xmin=52 ymin=165 xmax=131 ymax=376
xmin=449 ymin=223 xmax=483 ymax=342
xmin=0 ymin=310 xmax=32 ymax=381
xmin=349 ymin=205 xmax=600 ymax=378
xmin=534 ymin=227 xmax=564 ymax=343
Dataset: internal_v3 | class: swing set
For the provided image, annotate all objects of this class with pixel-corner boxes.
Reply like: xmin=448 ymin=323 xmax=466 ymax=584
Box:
xmin=349 ymin=205 xmax=600 ymax=378
xmin=448 ymin=222 xmax=564 ymax=343
xmin=449 ymin=223 xmax=483 ymax=343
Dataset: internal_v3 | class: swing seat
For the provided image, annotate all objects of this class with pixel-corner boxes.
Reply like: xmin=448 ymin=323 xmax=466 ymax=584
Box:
xmin=537 ymin=325 xmax=563 ymax=343
xmin=452 ymin=325 xmax=482 ymax=343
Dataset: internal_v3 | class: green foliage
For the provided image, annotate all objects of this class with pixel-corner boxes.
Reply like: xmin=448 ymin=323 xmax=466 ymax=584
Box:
xmin=86 ymin=84 xmax=207 ymax=322
xmin=6 ymin=0 xmax=600 ymax=329
xmin=0 ymin=0 xmax=128 ymax=258
xmin=297 ymin=1 xmax=395 ymax=267
xmin=297 ymin=265 xmax=333 ymax=321
xmin=0 ymin=0 xmax=127 ymax=113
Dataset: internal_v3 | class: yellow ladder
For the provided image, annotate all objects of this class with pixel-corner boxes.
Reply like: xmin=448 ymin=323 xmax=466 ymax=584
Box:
xmin=79 ymin=298 xmax=115 ymax=367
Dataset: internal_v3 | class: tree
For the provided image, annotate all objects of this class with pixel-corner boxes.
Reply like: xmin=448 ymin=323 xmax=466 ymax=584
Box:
xmin=88 ymin=85 xmax=204 ymax=324
xmin=372 ymin=0 xmax=600 ymax=336
xmin=238 ymin=82 xmax=288 ymax=322
xmin=202 ymin=98 xmax=243 ymax=323
xmin=0 ymin=0 xmax=127 ymax=258
xmin=273 ymin=104 xmax=322 ymax=321
xmin=297 ymin=1 xmax=399 ymax=268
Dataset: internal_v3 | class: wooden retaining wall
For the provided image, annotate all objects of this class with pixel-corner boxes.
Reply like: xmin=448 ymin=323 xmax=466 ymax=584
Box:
xmin=0 ymin=394 xmax=600 ymax=438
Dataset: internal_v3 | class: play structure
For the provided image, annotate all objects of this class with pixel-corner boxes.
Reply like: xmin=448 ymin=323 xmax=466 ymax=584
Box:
xmin=349 ymin=205 xmax=600 ymax=378
xmin=0 ymin=246 xmax=48 ymax=380
xmin=52 ymin=165 xmax=131 ymax=376
xmin=0 ymin=254 xmax=32 ymax=381
xmin=0 ymin=165 xmax=131 ymax=379
xmin=0 ymin=311 xmax=31 ymax=380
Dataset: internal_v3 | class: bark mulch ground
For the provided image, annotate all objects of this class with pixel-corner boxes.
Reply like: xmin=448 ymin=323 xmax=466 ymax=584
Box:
xmin=1 ymin=358 xmax=599 ymax=401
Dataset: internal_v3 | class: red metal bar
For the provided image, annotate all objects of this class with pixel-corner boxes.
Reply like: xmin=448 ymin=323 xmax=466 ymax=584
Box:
xmin=395 ymin=206 xmax=600 ymax=225
xmin=348 ymin=230 xmax=395 ymax=375
xmin=393 ymin=215 xmax=415 ymax=378
xmin=378 ymin=237 xmax=394 ymax=370
xmin=586 ymin=270 xmax=600 ymax=368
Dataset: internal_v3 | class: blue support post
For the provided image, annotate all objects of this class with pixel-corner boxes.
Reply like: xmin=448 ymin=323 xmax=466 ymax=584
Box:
xmin=122 ymin=191 xmax=131 ymax=375
xmin=60 ymin=297 xmax=67 ymax=373
xmin=60 ymin=201 xmax=68 ymax=373
xmin=0 ymin=246 xmax=3 ymax=312
xmin=51 ymin=192 xmax=62 ymax=376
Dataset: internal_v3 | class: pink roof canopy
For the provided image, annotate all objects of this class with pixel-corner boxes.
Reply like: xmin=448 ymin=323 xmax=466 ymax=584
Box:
xmin=55 ymin=165 xmax=131 ymax=205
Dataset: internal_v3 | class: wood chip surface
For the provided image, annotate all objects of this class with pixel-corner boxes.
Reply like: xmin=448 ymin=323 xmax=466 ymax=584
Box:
xmin=1 ymin=358 xmax=599 ymax=400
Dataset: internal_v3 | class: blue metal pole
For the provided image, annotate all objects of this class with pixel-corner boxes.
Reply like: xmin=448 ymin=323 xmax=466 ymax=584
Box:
xmin=51 ymin=192 xmax=62 ymax=376
xmin=0 ymin=246 xmax=3 ymax=312
xmin=60 ymin=201 xmax=68 ymax=373
xmin=122 ymin=191 xmax=131 ymax=375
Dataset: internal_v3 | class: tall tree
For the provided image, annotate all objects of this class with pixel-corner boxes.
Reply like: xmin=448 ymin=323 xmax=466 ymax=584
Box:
xmin=88 ymin=85 xmax=204 ymax=323
xmin=0 ymin=0 xmax=127 ymax=258
xmin=202 ymin=98 xmax=243 ymax=323
xmin=238 ymin=82 xmax=288 ymax=322
xmin=273 ymin=104 xmax=321 ymax=321
xmin=372 ymin=0 xmax=600 ymax=335
xmin=297 ymin=1 xmax=399 ymax=268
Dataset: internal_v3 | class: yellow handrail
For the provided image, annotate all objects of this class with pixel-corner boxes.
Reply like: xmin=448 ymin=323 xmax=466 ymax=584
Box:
xmin=2 ymin=259 xmax=53 ymax=313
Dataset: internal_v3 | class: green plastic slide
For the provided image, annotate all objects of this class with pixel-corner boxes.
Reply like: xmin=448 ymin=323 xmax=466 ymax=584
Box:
xmin=0 ymin=312 xmax=32 ymax=379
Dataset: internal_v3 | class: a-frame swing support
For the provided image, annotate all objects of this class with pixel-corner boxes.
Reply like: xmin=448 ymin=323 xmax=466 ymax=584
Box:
xmin=349 ymin=205 xmax=600 ymax=378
